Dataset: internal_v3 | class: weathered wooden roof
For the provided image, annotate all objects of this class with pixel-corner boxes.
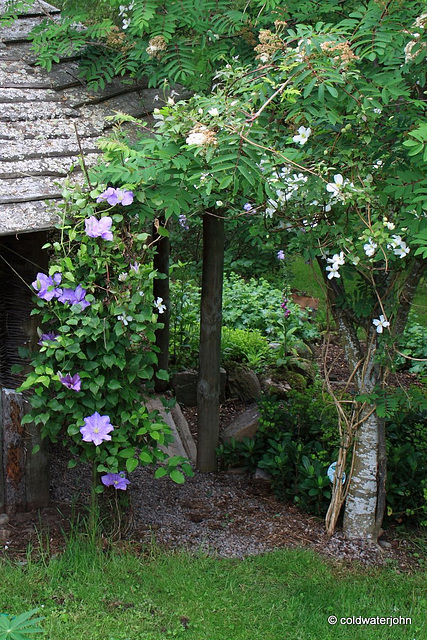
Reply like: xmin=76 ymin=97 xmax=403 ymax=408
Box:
xmin=0 ymin=0 xmax=172 ymax=236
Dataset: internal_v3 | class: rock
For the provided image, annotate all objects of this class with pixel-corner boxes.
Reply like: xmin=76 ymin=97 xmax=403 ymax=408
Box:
xmin=378 ymin=540 xmax=392 ymax=549
xmin=261 ymin=376 xmax=291 ymax=398
xmin=226 ymin=364 xmax=262 ymax=402
xmin=11 ymin=512 xmax=33 ymax=524
xmin=0 ymin=514 xmax=9 ymax=527
xmin=172 ymin=369 xmax=226 ymax=406
xmin=253 ymin=467 xmax=272 ymax=483
xmin=287 ymin=357 xmax=316 ymax=383
xmin=222 ymin=404 xmax=259 ymax=442
xmin=0 ymin=529 xmax=11 ymax=541
xmin=281 ymin=371 xmax=307 ymax=391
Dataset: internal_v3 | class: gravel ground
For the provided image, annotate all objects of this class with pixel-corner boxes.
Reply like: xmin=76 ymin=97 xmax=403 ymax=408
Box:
xmin=0 ymin=396 xmax=422 ymax=571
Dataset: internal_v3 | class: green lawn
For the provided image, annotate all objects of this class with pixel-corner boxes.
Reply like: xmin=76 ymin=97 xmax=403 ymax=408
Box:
xmin=1 ymin=542 xmax=425 ymax=639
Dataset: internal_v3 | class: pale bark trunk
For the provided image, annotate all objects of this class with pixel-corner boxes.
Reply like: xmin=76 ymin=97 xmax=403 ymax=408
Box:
xmin=317 ymin=257 xmax=425 ymax=543
xmin=343 ymin=408 xmax=379 ymax=541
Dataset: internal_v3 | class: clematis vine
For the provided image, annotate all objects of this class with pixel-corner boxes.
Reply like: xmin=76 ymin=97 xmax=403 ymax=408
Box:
xmin=101 ymin=472 xmax=130 ymax=490
xmin=32 ymin=272 xmax=62 ymax=301
xmin=325 ymin=251 xmax=345 ymax=279
xmin=363 ymin=238 xmax=377 ymax=258
xmin=154 ymin=297 xmax=166 ymax=314
xmin=58 ymin=284 xmax=91 ymax=310
xmin=292 ymin=125 xmax=311 ymax=146
xmin=80 ymin=412 xmax=114 ymax=446
xmin=85 ymin=216 xmax=113 ymax=241
xmin=326 ymin=173 xmax=345 ymax=198
xmin=387 ymin=234 xmax=410 ymax=258
xmin=178 ymin=214 xmax=189 ymax=230
xmin=60 ymin=373 xmax=81 ymax=392
xmin=373 ymin=315 xmax=390 ymax=334
xmin=38 ymin=331 xmax=58 ymax=346
xmin=96 ymin=187 xmax=134 ymax=206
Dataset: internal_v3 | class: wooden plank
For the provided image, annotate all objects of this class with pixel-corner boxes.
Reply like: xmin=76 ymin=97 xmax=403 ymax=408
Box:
xmin=0 ymin=101 xmax=77 ymax=121
xmin=60 ymin=77 xmax=149 ymax=109
xmin=80 ymin=87 xmax=192 ymax=121
xmin=0 ymin=0 xmax=60 ymax=15
xmin=0 ymin=117 xmax=108 ymax=140
xmin=1 ymin=136 xmax=101 ymax=161
xmin=0 ymin=41 xmax=35 ymax=62
xmin=0 ymin=389 xmax=49 ymax=513
xmin=1 ymin=389 xmax=26 ymax=514
xmin=171 ymin=403 xmax=197 ymax=463
xmin=0 ymin=151 xmax=101 ymax=178
xmin=0 ymin=15 xmax=60 ymax=43
xmin=0 ymin=87 xmax=60 ymax=102
xmin=0 ymin=392 xmax=4 ymax=513
xmin=0 ymin=198 xmax=61 ymax=235
xmin=0 ymin=60 xmax=82 ymax=90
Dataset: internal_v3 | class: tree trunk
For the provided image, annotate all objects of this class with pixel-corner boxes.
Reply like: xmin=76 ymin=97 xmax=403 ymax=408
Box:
xmin=153 ymin=218 xmax=170 ymax=393
xmin=197 ymin=212 xmax=225 ymax=472
xmin=343 ymin=405 xmax=380 ymax=541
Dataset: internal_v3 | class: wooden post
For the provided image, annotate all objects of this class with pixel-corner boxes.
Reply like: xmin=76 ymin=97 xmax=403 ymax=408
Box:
xmin=0 ymin=392 xmax=4 ymax=513
xmin=197 ymin=212 xmax=225 ymax=472
xmin=2 ymin=389 xmax=27 ymax=515
xmin=25 ymin=417 xmax=50 ymax=511
xmin=1 ymin=389 xmax=49 ymax=514
xmin=153 ymin=218 xmax=170 ymax=393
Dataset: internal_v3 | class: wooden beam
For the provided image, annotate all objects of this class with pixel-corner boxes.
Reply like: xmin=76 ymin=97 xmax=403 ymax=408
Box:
xmin=197 ymin=212 xmax=225 ymax=472
xmin=1 ymin=389 xmax=27 ymax=515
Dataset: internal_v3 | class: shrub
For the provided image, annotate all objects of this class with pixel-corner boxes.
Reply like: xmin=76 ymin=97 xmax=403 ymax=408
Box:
xmin=395 ymin=314 xmax=427 ymax=373
xmin=217 ymin=385 xmax=340 ymax=515
xmin=221 ymin=327 xmax=272 ymax=372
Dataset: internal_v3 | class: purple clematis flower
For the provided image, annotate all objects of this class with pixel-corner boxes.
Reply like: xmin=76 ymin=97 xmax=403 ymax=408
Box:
xmin=32 ymin=272 xmax=62 ymax=301
xmin=96 ymin=187 xmax=117 ymax=205
xmin=101 ymin=472 xmax=130 ymax=490
xmin=60 ymin=373 xmax=81 ymax=392
xmin=243 ymin=203 xmax=253 ymax=211
xmin=115 ymin=188 xmax=134 ymax=206
xmin=277 ymin=250 xmax=285 ymax=260
xmin=129 ymin=261 xmax=140 ymax=274
xmin=96 ymin=187 xmax=133 ymax=206
xmin=58 ymin=285 xmax=91 ymax=310
xmin=38 ymin=332 xmax=59 ymax=346
xmin=178 ymin=214 xmax=189 ymax=230
xmin=72 ymin=284 xmax=91 ymax=310
xmin=85 ymin=216 xmax=113 ymax=241
xmin=80 ymin=412 xmax=114 ymax=446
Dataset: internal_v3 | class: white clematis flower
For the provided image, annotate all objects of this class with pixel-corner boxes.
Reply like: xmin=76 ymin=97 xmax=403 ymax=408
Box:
xmin=292 ymin=126 xmax=311 ymax=146
xmin=373 ymin=315 xmax=390 ymax=334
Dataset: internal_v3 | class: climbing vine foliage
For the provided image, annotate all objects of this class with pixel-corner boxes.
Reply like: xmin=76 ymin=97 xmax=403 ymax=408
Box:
xmin=18 ymin=185 xmax=192 ymax=489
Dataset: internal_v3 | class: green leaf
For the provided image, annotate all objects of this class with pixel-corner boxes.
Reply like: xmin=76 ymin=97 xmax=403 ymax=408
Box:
xmin=108 ymin=379 xmax=122 ymax=390
xmin=103 ymin=354 xmax=116 ymax=367
xmin=237 ymin=163 xmax=255 ymax=186
xmin=118 ymin=447 xmax=136 ymax=458
xmin=154 ymin=467 xmax=168 ymax=478
xmin=126 ymin=457 xmax=138 ymax=473
xmin=155 ymin=369 xmax=169 ymax=381
xmin=170 ymin=469 xmax=185 ymax=484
